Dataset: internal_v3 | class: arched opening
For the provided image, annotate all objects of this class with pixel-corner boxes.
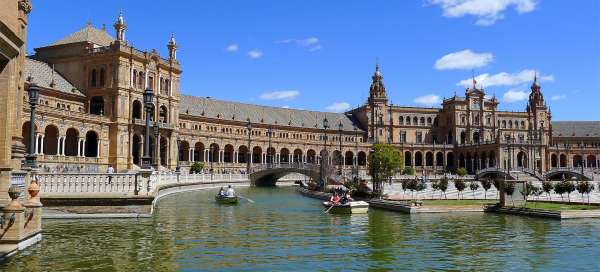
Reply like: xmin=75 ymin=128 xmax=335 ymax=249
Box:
xmin=132 ymin=100 xmax=142 ymax=119
xmin=404 ymin=151 xmax=412 ymax=167
xmin=436 ymin=152 xmax=444 ymax=167
xmin=466 ymin=153 xmax=472 ymax=172
xmin=90 ymin=69 xmax=97 ymax=87
xmin=307 ymin=149 xmax=316 ymax=164
xmin=21 ymin=122 xmax=37 ymax=154
xmin=460 ymin=131 xmax=466 ymax=144
xmin=488 ymin=152 xmax=496 ymax=167
xmin=132 ymin=134 xmax=142 ymax=165
xmin=179 ymin=141 xmax=190 ymax=161
xmin=252 ymin=146 xmax=262 ymax=164
xmin=43 ymin=125 xmax=59 ymax=155
xmin=65 ymin=128 xmax=79 ymax=156
xmin=160 ymin=136 xmax=168 ymax=166
xmin=550 ymin=154 xmax=558 ymax=168
xmin=447 ymin=152 xmax=455 ymax=170
xmin=573 ymin=155 xmax=583 ymax=168
xmin=293 ymin=149 xmax=303 ymax=163
xmin=587 ymin=155 xmax=597 ymax=168
xmin=266 ymin=147 xmax=276 ymax=164
xmin=224 ymin=144 xmax=234 ymax=163
xmin=238 ymin=145 xmax=248 ymax=163
xmin=473 ymin=132 xmax=480 ymax=144
xmin=414 ymin=151 xmax=423 ymax=167
xmin=280 ymin=148 xmax=290 ymax=164
xmin=209 ymin=143 xmax=219 ymax=163
xmin=345 ymin=151 xmax=354 ymax=166
xmin=90 ymin=96 xmax=104 ymax=115
xmin=84 ymin=131 xmax=99 ymax=157
xmin=459 ymin=153 xmax=466 ymax=168
xmin=332 ymin=150 xmax=342 ymax=166
xmin=517 ymin=151 xmax=527 ymax=168
xmin=357 ymin=151 xmax=366 ymax=166
xmin=559 ymin=154 xmax=567 ymax=167
xmin=425 ymin=152 xmax=434 ymax=166
xmin=194 ymin=142 xmax=205 ymax=162
xmin=159 ymin=105 xmax=168 ymax=123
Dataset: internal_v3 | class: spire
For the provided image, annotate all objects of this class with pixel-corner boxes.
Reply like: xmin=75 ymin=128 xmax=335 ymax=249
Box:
xmin=114 ymin=11 xmax=126 ymax=42
xmin=528 ymin=71 xmax=545 ymax=109
xmin=168 ymin=33 xmax=177 ymax=60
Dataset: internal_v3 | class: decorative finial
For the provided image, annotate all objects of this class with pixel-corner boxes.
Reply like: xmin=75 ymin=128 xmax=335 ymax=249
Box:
xmin=471 ymin=70 xmax=477 ymax=89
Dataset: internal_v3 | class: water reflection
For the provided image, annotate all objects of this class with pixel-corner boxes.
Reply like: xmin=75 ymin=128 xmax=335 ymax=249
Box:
xmin=2 ymin=186 xmax=600 ymax=271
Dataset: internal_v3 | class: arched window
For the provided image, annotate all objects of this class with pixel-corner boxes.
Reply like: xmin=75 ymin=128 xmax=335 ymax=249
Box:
xmin=420 ymin=117 xmax=425 ymax=125
xmin=427 ymin=117 xmax=432 ymax=125
xmin=399 ymin=117 xmax=404 ymax=125
xmin=413 ymin=117 xmax=418 ymax=125
xmin=132 ymin=100 xmax=142 ymax=119
xmin=406 ymin=117 xmax=411 ymax=125
xmin=99 ymin=68 xmax=106 ymax=87
xmin=159 ymin=105 xmax=168 ymax=123
xmin=90 ymin=69 xmax=97 ymax=87
xmin=133 ymin=69 xmax=137 ymax=87
xmin=138 ymin=71 xmax=144 ymax=89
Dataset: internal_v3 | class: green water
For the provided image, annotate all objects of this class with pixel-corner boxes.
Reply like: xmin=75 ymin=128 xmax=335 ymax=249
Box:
xmin=3 ymin=186 xmax=600 ymax=271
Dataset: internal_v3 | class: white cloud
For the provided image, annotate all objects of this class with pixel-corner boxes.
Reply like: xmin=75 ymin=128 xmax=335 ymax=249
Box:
xmin=551 ymin=94 xmax=566 ymax=101
xmin=326 ymin=102 xmax=350 ymax=112
xmin=428 ymin=0 xmax=537 ymax=26
xmin=259 ymin=90 xmax=299 ymax=101
xmin=457 ymin=69 xmax=554 ymax=87
xmin=248 ymin=49 xmax=263 ymax=59
xmin=277 ymin=37 xmax=322 ymax=52
xmin=281 ymin=105 xmax=290 ymax=109
xmin=435 ymin=49 xmax=493 ymax=70
xmin=414 ymin=94 xmax=442 ymax=107
xmin=503 ymin=89 xmax=528 ymax=103
xmin=225 ymin=44 xmax=239 ymax=52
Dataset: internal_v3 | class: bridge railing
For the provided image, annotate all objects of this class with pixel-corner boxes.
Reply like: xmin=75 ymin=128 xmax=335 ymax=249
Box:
xmin=37 ymin=172 xmax=249 ymax=196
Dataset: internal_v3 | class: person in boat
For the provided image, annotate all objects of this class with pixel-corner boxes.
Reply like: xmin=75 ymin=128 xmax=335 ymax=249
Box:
xmin=329 ymin=192 xmax=341 ymax=205
xmin=340 ymin=191 xmax=353 ymax=205
xmin=226 ymin=185 xmax=236 ymax=197
xmin=218 ymin=187 xmax=225 ymax=196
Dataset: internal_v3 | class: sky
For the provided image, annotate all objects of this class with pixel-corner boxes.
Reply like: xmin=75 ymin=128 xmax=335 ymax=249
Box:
xmin=27 ymin=0 xmax=600 ymax=120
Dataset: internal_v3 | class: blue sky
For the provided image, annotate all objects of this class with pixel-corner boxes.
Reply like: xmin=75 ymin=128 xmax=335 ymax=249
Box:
xmin=27 ymin=0 xmax=600 ymax=120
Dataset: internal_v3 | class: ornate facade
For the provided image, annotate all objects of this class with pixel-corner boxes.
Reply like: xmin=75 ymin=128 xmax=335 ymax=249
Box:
xmin=21 ymin=13 xmax=600 ymax=178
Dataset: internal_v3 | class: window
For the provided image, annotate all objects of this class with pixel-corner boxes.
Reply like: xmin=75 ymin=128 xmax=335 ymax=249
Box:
xmin=427 ymin=117 xmax=432 ymax=125
xmin=90 ymin=69 xmax=97 ymax=87
xmin=399 ymin=117 xmax=404 ymax=125
xmin=416 ymin=131 xmax=423 ymax=143
xmin=420 ymin=117 xmax=425 ymax=125
xmin=99 ymin=68 xmax=105 ymax=87
xmin=400 ymin=131 xmax=406 ymax=143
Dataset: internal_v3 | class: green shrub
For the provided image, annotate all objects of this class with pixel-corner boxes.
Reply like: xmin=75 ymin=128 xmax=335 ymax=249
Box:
xmin=480 ymin=179 xmax=492 ymax=199
xmin=402 ymin=167 xmax=415 ymax=175
xmin=190 ymin=162 xmax=204 ymax=174
xmin=455 ymin=167 xmax=468 ymax=177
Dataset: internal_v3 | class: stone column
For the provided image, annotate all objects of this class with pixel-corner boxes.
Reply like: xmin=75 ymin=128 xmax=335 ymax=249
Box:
xmin=96 ymin=139 xmax=100 ymax=158
xmin=56 ymin=137 xmax=61 ymax=156
xmin=82 ymin=139 xmax=86 ymax=157
xmin=61 ymin=137 xmax=66 ymax=156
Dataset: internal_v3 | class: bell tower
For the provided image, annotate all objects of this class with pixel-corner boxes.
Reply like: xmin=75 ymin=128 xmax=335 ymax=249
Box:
xmin=526 ymin=73 xmax=550 ymax=172
xmin=167 ymin=33 xmax=177 ymax=61
xmin=367 ymin=63 xmax=389 ymax=143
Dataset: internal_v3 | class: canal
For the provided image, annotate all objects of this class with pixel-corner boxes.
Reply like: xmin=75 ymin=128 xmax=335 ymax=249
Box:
xmin=2 ymin=186 xmax=600 ymax=271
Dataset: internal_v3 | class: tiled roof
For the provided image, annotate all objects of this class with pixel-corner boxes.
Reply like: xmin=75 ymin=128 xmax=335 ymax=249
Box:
xmin=552 ymin=121 xmax=600 ymax=138
xmin=25 ymin=58 xmax=85 ymax=97
xmin=51 ymin=25 xmax=114 ymax=47
xmin=179 ymin=95 xmax=362 ymax=132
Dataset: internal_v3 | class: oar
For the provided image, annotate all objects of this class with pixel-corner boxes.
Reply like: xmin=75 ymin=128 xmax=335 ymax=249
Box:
xmin=238 ymin=195 xmax=255 ymax=203
xmin=322 ymin=203 xmax=335 ymax=214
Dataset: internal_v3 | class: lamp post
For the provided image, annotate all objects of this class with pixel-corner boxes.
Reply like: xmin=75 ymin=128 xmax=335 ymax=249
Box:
xmin=246 ymin=120 xmax=252 ymax=173
xmin=321 ymin=117 xmax=330 ymax=190
xmin=142 ymin=88 xmax=154 ymax=169
xmin=338 ymin=121 xmax=343 ymax=175
xmin=209 ymin=145 xmax=214 ymax=180
xmin=175 ymin=136 xmax=181 ymax=173
xmin=268 ymin=126 xmax=272 ymax=166
xmin=353 ymin=125 xmax=359 ymax=181
xmin=25 ymin=84 xmax=40 ymax=169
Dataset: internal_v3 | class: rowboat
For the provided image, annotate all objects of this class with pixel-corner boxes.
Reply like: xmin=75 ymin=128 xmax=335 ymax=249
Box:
xmin=322 ymin=201 xmax=369 ymax=214
xmin=215 ymin=194 xmax=239 ymax=204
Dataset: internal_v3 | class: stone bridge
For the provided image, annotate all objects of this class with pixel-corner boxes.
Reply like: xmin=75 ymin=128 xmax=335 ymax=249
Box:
xmin=545 ymin=167 xmax=594 ymax=181
xmin=249 ymin=163 xmax=341 ymax=186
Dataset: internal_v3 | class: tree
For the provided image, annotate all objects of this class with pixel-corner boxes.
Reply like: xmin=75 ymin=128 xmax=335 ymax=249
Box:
xmin=564 ymin=180 xmax=575 ymax=203
xmin=438 ymin=176 xmax=449 ymax=199
xmin=480 ymin=178 xmax=492 ymax=200
xmin=407 ymin=178 xmax=418 ymax=199
xmin=368 ymin=143 xmax=403 ymax=196
xmin=401 ymin=179 xmax=410 ymax=195
xmin=504 ymin=181 xmax=516 ymax=206
xmin=455 ymin=167 xmax=468 ymax=177
xmin=431 ymin=180 xmax=439 ymax=199
xmin=542 ymin=181 xmax=554 ymax=200
xmin=576 ymin=181 xmax=594 ymax=205
xmin=454 ymin=179 xmax=466 ymax=199
xmin=469 ymin=181 xmax=480 ymax=199
xmin=554 ymin=181 xmax=565 ymax=201
xmin=520 ymin=182 xmax=536 ymax=206
xmin=402 ymin=166 xmax=415 ymax=176
xmin=190 ymin=162 xmax=204 ymax=174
